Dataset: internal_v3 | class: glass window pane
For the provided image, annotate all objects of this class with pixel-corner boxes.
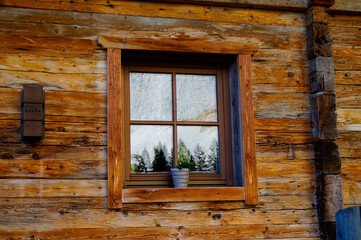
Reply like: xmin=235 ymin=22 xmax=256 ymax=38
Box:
xmin=176 ymin=74 xmax=217 ymax=122
xmin=130 ymin=72 xmax=172 ymax=121
xmin=131 ymin=125 xmax=173 ymax=173
xmin=177 ymin=126 xmax=219 ymax=172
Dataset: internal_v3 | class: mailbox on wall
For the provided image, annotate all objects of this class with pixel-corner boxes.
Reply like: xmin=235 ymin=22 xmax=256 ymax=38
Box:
xmin=21 ymin=85 xmax=45 ymax=139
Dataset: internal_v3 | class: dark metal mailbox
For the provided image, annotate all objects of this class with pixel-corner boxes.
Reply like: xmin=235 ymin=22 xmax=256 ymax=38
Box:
xmin=21 ymin=85 xmax=45 ymax=139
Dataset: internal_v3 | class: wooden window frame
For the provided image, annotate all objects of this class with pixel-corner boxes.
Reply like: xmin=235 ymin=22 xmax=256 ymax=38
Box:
xmin=123 ymin=65 xmax=231 ymax=186
xmin=103 ymin=37 xmax=258 ymax=209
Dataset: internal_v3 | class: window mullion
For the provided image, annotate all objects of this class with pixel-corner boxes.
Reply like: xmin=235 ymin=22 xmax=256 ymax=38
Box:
xmin=172 ymin=72 xmax=178 ymax=168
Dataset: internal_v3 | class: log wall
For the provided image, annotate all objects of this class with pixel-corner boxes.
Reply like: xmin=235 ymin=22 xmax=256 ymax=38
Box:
xmin=0 ymin=1 xmax=318 ymax=238
xmin=330 ymin=13 xmax=361 ymax=209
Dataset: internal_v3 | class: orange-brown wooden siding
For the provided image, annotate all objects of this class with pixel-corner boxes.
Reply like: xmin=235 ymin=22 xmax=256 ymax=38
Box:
xmin=0 ymin=1 xmax=321 ymax=239
xmin=330 ymin=13 xmax=361 ymax=209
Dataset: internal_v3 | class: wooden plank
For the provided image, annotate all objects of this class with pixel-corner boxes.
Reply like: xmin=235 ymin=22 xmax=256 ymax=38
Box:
xmin=107 ymin=48 xmax=123 ymax=209
xmin=0 ymin=88 xmax=107 ymax=118
xmin=130 ymin=0 xmax=308 ymax=9
xmin=342 ymin=158 xmax=361 ymax=182
xmin=0 ymin=159 xmax=106 ymax=179
xmin=238 ymin=54 xmax=258 ymax=205
xmin=0 ymin=197 xmax=107 ymax=209
xmin=0 ymin=1 xmax=306 ymax=27
xmin=0 ymin=70 xmax=106 ymax=93
xmin=0 ymin=208 xmax=317 ymax=230
xmin=0 ymin=144 xmax=106 ymax=161
xmin=0 ymin=224 xmax=319 ymax=240
xmin=0 ymin=195 xmax=313 ymax=211
xmin=0 ymin=53 xmax=106 ymax=74
xmin=122 ymin=187 xmax=245 ymax=203
xmin=330 ymin=0 xmax=361 ymax=13
xmin=98 ymin=36 xmax=259 ymax=55
xmin=343 ymin=179 xmax=361 ymax=206
xmin=0 ymin=179 xmax=106 ymax=197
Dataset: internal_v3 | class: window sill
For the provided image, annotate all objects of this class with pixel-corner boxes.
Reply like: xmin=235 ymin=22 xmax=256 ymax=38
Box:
xmin=122 ymin=187 xmax=245 ymax=203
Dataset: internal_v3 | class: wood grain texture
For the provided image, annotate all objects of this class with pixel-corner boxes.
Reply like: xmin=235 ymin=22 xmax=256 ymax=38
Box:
xmin=0 ymin=1 xmax=306 ymax=27
xmin=0 ymin=224 xmax=319 ymax=239
xmin=0 ymin=2 xmax=319 ymax=239
xmin=238 ymin=55 xmax=258 ymax=205
xmin=98 ymin=36 xmax=259 ymax=55
xmin=123 ymin=187 xmax=245 ymax=203
xmin=107 ymin=48 xmax=123 ymax=209
xmin=330 ymin=14 xmax=361 ymax=209
xmin=330 ymin=0 xmax=361 ymax=12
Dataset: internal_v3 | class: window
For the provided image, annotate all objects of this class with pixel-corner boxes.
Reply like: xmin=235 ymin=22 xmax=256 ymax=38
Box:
xmin=123 ymin=63 xmax=233 ymax=187
xmin=104 ymin=44 xmax=258 ymax=209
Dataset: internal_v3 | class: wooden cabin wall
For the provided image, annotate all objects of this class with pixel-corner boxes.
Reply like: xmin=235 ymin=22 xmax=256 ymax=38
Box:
xmin=0 ymin=1 xmax=319 ymax=239
xmin=330 ymin=13 xmax=361 ymax=209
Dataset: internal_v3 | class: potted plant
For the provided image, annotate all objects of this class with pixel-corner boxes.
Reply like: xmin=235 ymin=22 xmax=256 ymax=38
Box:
xmin=171 ymin=148 xmax=195 ymax=188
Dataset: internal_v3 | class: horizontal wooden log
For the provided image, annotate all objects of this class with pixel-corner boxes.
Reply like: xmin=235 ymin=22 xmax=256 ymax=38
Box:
xmin=0 ymin=197 xmax=107 ymax=209
xmin=139 ymin=0 xmax=308 ymax=9
xmin=256 ymin=144 xmax=314 ymax=161
xmin=0 ymin=144 xmax=106 ymax=161
xmin=0 ymin=1 xmax=306 ymax=27
xmin=0 ymin=8 xmax=307 ymax=51
xmin=342 ymin=158 xmax=361 ymax=182
xmin=0 ymin=88 xmax=106 ymax=118
xmin=255 ymin=131 xmax=313 ymax=145
xmin=0 ymin=178 xmax=315 ymax=198
xmin=257 ymin=160 xmax=315 ymax=179
xmin=1 ymin=119 xmax=106 ymax=133
xmin=252 ymin=64 xmax=308 ymax=86
xmin=331 ymin=27 xmax=361 ymax=47
xmin=0 ymin=70 xmax=106 ymax=93
xmin=343 ymin=179 xmax=361 ymax=205
xmin=98 ymin=35 xmax=259 ymax=55
xmin=1 ymin=131 xmax=106 ymax=146
xmin=0 ymin=208 xmax=317 ymax=230
xmin=258 ymin=177 xmax=315 ymax=196
xmin=333 ymin=46 xmax=361 ymax=70
xmin=336 ymin=84 xmax=361 ymax=107
xmin=335 ymin=70 xmax=361 ymax=85
xmin=0 ymin=159 xmax=106 ymax=179
xmin=330 ymin=0 xmax=361 ymax=12
xmin=0 ymin=195 xmax=314 ymax=211
xmin=254 ymin=118 xmax=311 ymax=132
xmin=0 ymin=223 xmax=319 ymax=239
xmin=0 ymin=179 xmax=106 ymax=197
xmin=0 ymin=53 xmax=106 ymax=74
xmin=329 ymin=13 xmax=361 ymax=28
xmin=123 ymin=187 xmax=245 ymax=203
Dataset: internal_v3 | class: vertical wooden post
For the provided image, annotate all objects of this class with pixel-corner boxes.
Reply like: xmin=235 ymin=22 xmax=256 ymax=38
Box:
xmin=107 ymin=48 xmax=123 ymax=209
xmin=238 ymin=54 xmax=258 ymax=205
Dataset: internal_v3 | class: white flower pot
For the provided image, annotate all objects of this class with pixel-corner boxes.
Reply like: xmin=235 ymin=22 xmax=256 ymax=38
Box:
xmin=171 ymin=168 xmax=190 ymax=188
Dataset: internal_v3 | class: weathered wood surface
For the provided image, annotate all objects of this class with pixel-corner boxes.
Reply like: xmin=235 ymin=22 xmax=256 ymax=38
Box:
xmin=330 ymin=13 xmax=361 ymax=208
xmin=98 ymin=36 xmax=259 ymax=55
xmin=0 ymin=1 xmax=320 ymax=239
xmin=0 ymin=224 xmax=319 ymax=240
xmin=123 ymin=187 xmax=245 ymax=203
xmin=0 ymin=2 xmax=306 ymax=27
xmin=137 ymin=0 xmax=308 ymax=9
xmin=330 ymin=0 xmax=361 ymax=13
xmin=107 ymin=49 xmax=123 ymax=209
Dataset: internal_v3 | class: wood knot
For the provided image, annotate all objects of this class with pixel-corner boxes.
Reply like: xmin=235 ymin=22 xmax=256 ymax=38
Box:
xmin=32 ymin=152 xmax=39 ymax=160
xmin=1 ymin=153 xmax=14 ymax=159
xmin=212 ymin=214 xmax=222 ymax=220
